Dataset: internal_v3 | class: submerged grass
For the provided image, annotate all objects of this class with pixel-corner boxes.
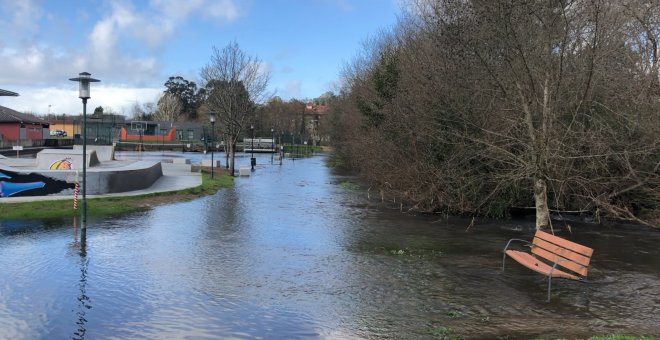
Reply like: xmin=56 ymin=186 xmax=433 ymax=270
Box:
xmin=0 ymin=173 xmax=233 ymax=220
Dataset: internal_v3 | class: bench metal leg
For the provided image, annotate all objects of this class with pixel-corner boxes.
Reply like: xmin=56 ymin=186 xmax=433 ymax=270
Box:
xmin=502 ymin=252 xmax=507 ymax=271
xmin=547 ymin=276 xmax=552 ymax=302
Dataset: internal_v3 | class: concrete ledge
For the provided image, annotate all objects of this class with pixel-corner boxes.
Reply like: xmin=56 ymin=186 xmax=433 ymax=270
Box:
xmin=239 ymin=167 xmax=251 ymax=176
xmin=74 ymin=145 xmax=115 ymax=162
xmin=163 ymin=162 xmax=192 ymax=173
xmin=172 ymin=158 xmax=190 ymax=164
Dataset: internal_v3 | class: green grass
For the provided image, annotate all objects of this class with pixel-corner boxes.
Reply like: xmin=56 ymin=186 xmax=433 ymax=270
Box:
xmin=337 ymin=180 xmax=360 ymax=190
xmin=537 ymin=335 xmax=658 ymax=340
xmin=325 ymin=154 xmax=346 ymax=168
xmin=0 ymin=173 xmax=233 ymax=220
xmin=586 ymin=336 xmax=658 ymax=340
xmin=431 ymin=326 xmax=458 ymax=340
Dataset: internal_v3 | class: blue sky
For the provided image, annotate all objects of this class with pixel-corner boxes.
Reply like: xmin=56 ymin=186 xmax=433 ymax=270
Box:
xmin=0 ymin=0 xmax=402 ymax=115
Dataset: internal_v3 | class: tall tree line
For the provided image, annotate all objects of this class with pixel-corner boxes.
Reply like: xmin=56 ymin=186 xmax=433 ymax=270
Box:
xmin=330 ymin=0 xmax=659 ymax=229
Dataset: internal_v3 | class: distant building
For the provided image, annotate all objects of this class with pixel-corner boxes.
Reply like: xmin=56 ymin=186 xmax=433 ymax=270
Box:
xmin=118 ymin=120 xmax=207 ymax=143
xmin=0 ymin=105 xmax=50 ymax=147
xmin=47 ymin=115 xmax=77 ymax=138
xmin=305 ymin=103 xmax=330 ymax=145
xmin=0 ymin=89 xmax=19 ymax=97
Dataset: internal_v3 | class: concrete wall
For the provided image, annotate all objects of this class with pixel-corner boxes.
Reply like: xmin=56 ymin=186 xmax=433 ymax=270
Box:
xmin=73 ymin=145 xmax=115 ymax=162
xmin=86 ymin=161 xmax=162 ymax=194
xmin=37 ymin=149 xmax=100 ymax=170
xmin=1 ymin=161 xmax=163 ymax=196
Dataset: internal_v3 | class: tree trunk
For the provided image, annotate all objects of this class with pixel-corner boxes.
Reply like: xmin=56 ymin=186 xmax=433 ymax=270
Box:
xmin=225 ymin=142 xmax=229 ymax=169
xmin=229 ymin=143 xmax=236 ymax=176
xmin=534 ymin=178 xmax=550 ymax=230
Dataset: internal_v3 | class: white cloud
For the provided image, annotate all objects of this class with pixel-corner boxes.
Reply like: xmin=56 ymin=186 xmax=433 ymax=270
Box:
xmin=140 ymin=0 xmax=242 ymax=47
xmin=0 ymin=45 xmax=72 ymax=85
xmin=0 ymin=0 xmax=246 ymax=115
xmin=258 ymin=61 xmax=273 ymax=77
xmin=0 ymin=0 xmax=43 ymax=36
xmin=205 ymin=0 xmax=240 ymax=21
xmin=2 ymin=86 xmax=161 ymax=117
xmin=0 ymin=0 xmax=245 ymax=86
xmin=285 ymin=80 xmax=302 ymax=98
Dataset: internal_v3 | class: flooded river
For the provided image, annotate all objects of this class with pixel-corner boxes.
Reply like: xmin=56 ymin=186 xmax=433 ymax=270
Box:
xmin=1 ymin=152 xmax=659 ymax=339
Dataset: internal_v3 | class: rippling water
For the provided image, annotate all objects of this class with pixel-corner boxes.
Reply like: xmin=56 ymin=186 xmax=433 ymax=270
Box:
xmin=1 ymin=152 xmax=659 ymax=339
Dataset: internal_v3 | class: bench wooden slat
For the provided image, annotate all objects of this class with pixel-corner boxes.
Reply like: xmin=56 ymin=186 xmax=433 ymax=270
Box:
xmin=532 ymin=237 xmax=592 ymax=267
xmin=535 ymin=230 xmax=594 ymax=257
xmin=531 ymin=245 xmax=589 ymax=276
xmin=505 ymin=250 xmax=580 ymax=280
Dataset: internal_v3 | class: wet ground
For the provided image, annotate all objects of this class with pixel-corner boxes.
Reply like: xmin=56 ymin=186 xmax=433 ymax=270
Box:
xmin=1 ymin=152 xmax=659 ymax=339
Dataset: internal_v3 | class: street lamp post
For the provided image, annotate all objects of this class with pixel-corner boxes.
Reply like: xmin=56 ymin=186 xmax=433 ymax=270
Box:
xmin=69 ymin=72 xmax=100 ymax=226
xmin=250 ymin=125 xmax=255 ymax=170
xmin=270 ymin=127 xmax=274 ymax=164
xmin=209 ymin=112 xmax=216 ymax=179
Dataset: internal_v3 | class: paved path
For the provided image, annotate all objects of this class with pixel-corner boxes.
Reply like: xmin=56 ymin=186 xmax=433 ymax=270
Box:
xmin=1 ymin=163 xmax=202 ymax=203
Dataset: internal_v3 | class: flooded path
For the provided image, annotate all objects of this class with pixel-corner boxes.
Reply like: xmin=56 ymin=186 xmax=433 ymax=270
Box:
xmin=1 ymin=152 xmax=659 ymax=339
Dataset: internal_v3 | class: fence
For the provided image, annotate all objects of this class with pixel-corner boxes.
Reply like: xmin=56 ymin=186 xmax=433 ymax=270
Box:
xmin=0 ymin=139 xmax=45 ymax=149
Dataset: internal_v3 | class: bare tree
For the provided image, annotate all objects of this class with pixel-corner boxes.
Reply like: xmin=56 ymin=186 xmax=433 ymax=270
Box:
xmin=332 ymin=0 xmax=659 ymax=229
xmin=154 ymin=93 xmax=183 ymax=125
xmin=200 ymin=41 xmax=271 ymax=175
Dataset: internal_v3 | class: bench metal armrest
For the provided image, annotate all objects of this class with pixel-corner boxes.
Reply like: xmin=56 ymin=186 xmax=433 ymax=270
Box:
xmin=503 ymin=238 xmax=532 ymax=252
xmin=502 ymin=238 xmax=532 ymax=270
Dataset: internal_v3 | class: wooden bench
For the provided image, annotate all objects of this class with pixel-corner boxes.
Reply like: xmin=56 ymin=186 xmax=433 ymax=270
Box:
xmin=502 ymin=229 xmax=594 ymax=301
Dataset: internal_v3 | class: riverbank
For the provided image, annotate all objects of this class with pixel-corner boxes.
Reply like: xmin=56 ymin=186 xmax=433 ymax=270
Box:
xmin=0 ymin=172 xmax=232 ymax=219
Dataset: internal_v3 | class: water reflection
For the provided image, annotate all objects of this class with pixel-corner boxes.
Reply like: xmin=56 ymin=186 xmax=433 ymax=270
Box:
xmin=70 ymin=217 xmax=90 ymax=340
xmin=1 ymin=153 xmax=659 ymax=338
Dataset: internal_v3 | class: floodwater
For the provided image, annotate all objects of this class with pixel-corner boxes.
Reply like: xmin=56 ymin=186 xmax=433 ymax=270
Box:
xmin=1 ymin=152 xmax=659 ymax=339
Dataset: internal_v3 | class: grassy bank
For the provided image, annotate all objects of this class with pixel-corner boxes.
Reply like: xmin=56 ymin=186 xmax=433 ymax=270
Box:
xmin=0 ymin=173 xmax=233 ymax=220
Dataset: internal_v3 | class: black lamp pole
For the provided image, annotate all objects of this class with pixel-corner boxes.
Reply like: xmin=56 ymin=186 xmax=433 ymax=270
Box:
xmin=250 ymin=125 xmax=255 ymax=170
xmin=279 ymin=132 xmax=283 ymax=165
xmin=209 ymin=112 xmax=217 ymax=179
xmin=69 ymin=72 xmax=100 ymax=226
xmin=270 ymin=127 xmax=274 ymax=164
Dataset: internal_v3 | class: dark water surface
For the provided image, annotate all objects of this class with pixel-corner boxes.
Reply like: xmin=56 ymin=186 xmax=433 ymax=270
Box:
xmin=1 ymin=152 xmax=659 ymax=339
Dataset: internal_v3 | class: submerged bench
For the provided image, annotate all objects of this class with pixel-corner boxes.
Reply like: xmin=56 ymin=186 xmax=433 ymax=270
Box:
xmin=502 ymin=229 xmax=594 ymax=301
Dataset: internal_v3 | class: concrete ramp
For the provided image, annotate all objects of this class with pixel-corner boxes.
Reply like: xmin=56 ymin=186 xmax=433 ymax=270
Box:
xmin=73 ymin=145 xmax=115 ymax=162
xmin=92 ymin=161 xmax=162 ymax=194
xmin=37 ymin=149 xmax=100 ymax=170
